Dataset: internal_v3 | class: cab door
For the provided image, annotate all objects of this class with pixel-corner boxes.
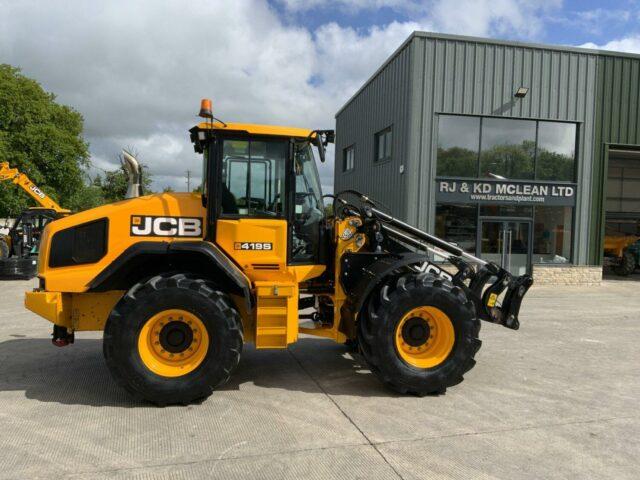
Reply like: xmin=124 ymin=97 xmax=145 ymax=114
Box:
xmin=214 ymin=138 xmax=290 ymax=282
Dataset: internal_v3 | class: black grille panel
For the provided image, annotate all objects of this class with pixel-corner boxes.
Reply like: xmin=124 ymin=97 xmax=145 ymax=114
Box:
xmin=49 ymin=219 xmax=108 ymax=268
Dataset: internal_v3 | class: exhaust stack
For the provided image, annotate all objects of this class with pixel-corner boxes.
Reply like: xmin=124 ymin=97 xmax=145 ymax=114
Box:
xmin=121 ymin=150 xmax=141 ymax=199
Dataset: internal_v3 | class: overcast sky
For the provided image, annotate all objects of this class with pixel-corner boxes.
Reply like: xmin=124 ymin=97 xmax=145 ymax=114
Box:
xmin=1 ymin=0 xmax=639 ymax=193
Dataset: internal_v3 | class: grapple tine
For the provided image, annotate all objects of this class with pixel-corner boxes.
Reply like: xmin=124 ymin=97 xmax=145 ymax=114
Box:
xmin=497 ymin=274 xmax=534 ymax=330
xmin=465 ymin=262 xmax=533 ymax=330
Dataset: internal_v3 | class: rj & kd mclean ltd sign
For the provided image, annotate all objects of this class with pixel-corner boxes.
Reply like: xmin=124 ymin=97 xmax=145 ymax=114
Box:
xmin=435 ymin=178 xmax=577 ymax=206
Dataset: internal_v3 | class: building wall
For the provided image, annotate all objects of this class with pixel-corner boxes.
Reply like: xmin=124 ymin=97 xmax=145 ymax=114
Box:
xmin=405 ymin=34 xmax=599 ymax=266
xmin=335 ymin=32 xmax=640 ymax=269
xmin=334 ymin=40 xmax=413 ymax=218
xmin=590 ymin=54 xmax=640 ymax=264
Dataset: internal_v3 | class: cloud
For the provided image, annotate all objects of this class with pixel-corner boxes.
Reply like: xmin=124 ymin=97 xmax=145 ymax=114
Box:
xmin=580 ymin=36 xmax=640 ymax=54
xmin=1 ymin=0 xmax=561 ymax=194
xmin=430 ymin=0 xmax=561 ymax=38
xmin=547 ymin=7 xmax=635 ymax=36
xmin=276 ymin=0 xmax=423 ymax=13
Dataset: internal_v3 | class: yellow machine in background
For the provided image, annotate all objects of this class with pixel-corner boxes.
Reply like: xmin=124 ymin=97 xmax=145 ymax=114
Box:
xmin=25 ymin=99 xmax=532 ymax=405
xmin=0 ymin=162 xmax=69 ymax=277
xmin=604 ymin=232 xmax=640 ymax=276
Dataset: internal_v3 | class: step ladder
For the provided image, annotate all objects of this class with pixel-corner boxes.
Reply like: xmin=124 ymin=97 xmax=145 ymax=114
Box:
xmin=254 ymin=281 xmax=298 ymax=348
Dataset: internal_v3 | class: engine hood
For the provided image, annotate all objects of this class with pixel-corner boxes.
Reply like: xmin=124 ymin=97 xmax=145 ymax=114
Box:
xmin=37 ymin=193 xmax=206 ymax=292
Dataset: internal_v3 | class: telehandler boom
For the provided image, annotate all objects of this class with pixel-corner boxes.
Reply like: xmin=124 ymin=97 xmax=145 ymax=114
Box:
xmin=25 ymin=99 xmax=532 ymax=405
xmin=0 ymin=162 xmax=67 ymax=213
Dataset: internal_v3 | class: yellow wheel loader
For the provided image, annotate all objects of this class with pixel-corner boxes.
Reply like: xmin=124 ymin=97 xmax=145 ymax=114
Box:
xmin=25 ymin=99 xmax=533 ymax=405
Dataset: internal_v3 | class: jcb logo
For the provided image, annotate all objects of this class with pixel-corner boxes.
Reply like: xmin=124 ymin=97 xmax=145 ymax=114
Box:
xmin=414 ymin=262 xmax=453 ymax=282
xmin=130 ymin=216 xmax=203 ymax=237
xmin=29 ymin=185 xmax=46 ymax=199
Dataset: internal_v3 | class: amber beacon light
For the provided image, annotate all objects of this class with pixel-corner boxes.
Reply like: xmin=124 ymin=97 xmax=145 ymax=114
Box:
xmin=199 ymin=98 xmax=213 ymax=119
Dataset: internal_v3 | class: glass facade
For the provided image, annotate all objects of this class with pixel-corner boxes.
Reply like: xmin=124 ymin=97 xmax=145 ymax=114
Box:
xmin=436 ymin=115 xmax=577 ymax=267
xmin=533 ymin=206 xmax=573 ymax=264
xmin=536 ymin=122 xmax=577 ymax=181
xmin=437 ymin=115 xmax=577 ymax=182
xmin=434 ymin=204 xmax=477 ymax=254
xmin=480 ymin=118 xmax=536 ymax=179
xmin=436 ymin=116 xmax=480 ymax=177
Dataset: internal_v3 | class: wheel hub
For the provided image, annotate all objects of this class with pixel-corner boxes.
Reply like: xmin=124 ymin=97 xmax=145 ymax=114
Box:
xmin=160 ymin=321 xmax=194 ymax=353
xmin=401 ymin=317 xmax=431 ymax=347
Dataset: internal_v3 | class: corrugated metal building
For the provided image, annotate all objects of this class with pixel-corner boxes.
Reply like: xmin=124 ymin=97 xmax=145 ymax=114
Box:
xmin=334 ymin=32 xmax=640 ymax=282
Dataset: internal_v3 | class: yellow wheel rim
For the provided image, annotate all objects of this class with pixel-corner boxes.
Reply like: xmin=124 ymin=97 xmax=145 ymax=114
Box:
xmin=395 ymin=306 xmax=455 ymax=369
xmin=137 ymin=309 xmax=209 ymax=377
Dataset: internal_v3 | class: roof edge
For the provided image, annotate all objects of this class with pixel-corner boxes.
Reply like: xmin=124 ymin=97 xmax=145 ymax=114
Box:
xmin=335 ymin=30 xmax=640 ymax=118
xmin=335 ymin=32 xmax=418 ymax=118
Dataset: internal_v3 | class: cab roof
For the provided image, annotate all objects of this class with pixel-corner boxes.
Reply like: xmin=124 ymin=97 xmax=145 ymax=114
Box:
xmin=194 ymin=121 xmax=314 ymax=139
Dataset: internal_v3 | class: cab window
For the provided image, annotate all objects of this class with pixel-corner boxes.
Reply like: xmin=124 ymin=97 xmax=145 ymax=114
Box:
xmin=291 ymin=141 xmax=324 ymax=262
xmin=221 ymin=139 xmax=287 ymax=216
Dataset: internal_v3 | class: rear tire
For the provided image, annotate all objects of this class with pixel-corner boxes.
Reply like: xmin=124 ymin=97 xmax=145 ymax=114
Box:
xmin=104 ymin=273 xmax=243 ymax=405
xmin=613 ymin=251 xmax=636 ymax=276
xmin=358 ymin=273 xmax=481 ymax=396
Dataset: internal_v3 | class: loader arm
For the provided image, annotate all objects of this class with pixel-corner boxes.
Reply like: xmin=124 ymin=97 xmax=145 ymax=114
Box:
xmin=0 ymin=162 xmax=68 ymax=213
xmin=335 ymin=192 xmax=533 ymax=330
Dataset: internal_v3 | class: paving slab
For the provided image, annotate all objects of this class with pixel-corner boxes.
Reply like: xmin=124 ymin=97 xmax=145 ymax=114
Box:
xmin=0 ymin=278 xmax=639 ymax=479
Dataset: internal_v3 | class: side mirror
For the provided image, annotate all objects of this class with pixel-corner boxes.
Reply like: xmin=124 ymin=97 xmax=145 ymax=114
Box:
xmin=311 ymin=130 xmax=335 ymax=163
xmin=316 ymin=138 xmax=326 ymax=163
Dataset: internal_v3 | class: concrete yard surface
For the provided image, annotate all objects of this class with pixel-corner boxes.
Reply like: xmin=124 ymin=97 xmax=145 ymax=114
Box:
xmin=0 ymin=278 xmax=638 ymax=479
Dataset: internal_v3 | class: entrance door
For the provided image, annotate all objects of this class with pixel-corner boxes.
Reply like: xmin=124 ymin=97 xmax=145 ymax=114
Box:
xmin=480 ymin=220 xmax=532 ymax=275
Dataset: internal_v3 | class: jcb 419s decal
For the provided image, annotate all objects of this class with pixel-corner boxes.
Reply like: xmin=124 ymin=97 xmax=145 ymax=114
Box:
xmin=130 ymin=216 xmax=203 ymax=237
xmin=234 ymin=242 xmax=273 ymax=251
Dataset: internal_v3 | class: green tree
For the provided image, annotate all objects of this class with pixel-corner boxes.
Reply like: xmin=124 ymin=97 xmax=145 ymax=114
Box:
xmin=480 ymin=140 xmax=535 ymax=179
xmin=436 ymin=147 xmax=478 ymax=177
xmin=0 ymin=64 xmax=89 ymax=216
xmin=536 ymin=148 xmax=575 ymax=181
xmin=66 ymin=173 xmax=106 ymax=211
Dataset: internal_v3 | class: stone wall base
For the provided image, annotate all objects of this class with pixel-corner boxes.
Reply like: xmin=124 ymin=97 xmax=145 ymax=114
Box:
xmin=533 ymin=265 xmax=602 ymax=286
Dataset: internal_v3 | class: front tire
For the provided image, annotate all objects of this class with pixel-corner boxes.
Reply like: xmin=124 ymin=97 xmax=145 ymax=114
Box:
xmin=104 ymin=273 xmax=243 ymax=405
xmin=358 ymin=273 xmax=481 ymax=396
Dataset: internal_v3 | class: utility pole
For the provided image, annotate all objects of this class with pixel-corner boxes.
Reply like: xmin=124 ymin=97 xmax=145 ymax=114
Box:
xmin=185 ymin=170 xmax=191 ymax=192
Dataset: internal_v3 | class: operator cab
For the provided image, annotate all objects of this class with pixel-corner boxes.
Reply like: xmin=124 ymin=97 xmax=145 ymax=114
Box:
xmin=189 ymin=100 xmax=332 ymax=266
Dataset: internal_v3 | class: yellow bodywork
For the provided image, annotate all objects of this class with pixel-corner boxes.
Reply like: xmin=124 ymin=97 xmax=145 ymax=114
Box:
xmin=196 ymin=122 xmax=314 ymax=139
xmin=299 ymin=217 xmax=366 ymax=343
xmin=35 ymin=192 xmax=205 ymax=292
xmin=25 ymin=290 xmax=124 ymax=331
xmin=23 ymin=123 xmax=359 ymax=350
xmin=24 ymin=191 xmax=338 ymax=348
xmin=216 ymin=218 xmax=325 ymax=347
